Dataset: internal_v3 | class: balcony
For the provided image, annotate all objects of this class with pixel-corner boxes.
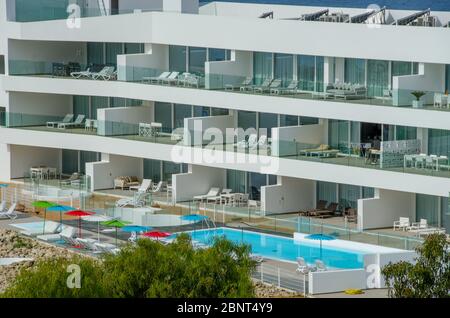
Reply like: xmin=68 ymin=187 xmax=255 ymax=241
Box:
xmin=3 ymin=111 xmax=450 ymax=182
xmin=7 ymin=59 xmax=450 ymax=115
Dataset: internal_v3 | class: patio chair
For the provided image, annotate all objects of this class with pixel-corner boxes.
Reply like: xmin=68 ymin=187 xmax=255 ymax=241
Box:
xmin=150 ymin=181 xmax=164 ymax=194
xmin=193 ymin=187 xmax=221 ymax=202
xmin=160 ymin=72 xmax=180 ymax=85
xmin=57 ymin=114 xmax=85 ymax=129
xmin=345 ymin=208 xmax=358 ymax=223
xmin=129 ymin=179 xmax=153 ymax=192
xmin=143 ymin=71 xmax=171 ymax=84
xmin=407 ymin=219 xmax=428 ymax=232
xmin=315 ymin=260 xmax=328 ymax=272
xmin=0 ymin=203 xmax=18 ymax=220
xmin=37 ymin=226 xmax=76 ymax=242
xmin=393 ymin=217 xmax=410 ymax=231
xmin=70 ymin=67 xmax=92 ymax=79
xmin=296 ymin=257 xmax=316 ymax=274
xmin=91 ymin=66 xmax=116 ymax=81
xmin=270 ymin=80 xmax=299 ymax=95
xmin=252 ymin=78 xmax=273 ymax=93
xmin=47 ymin=114 xmax=74 ymax=128
xmin=226 ymin=76 xmax=252 ymax=91
xmin=299 ymin=200 xmax=328 ymax=216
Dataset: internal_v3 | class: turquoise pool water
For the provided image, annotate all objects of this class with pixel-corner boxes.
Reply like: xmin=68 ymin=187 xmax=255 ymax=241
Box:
xmin=11 ymin=221 xmax=47 ymax=232
xmin=184 ymin=228 xmax=366 ymax=269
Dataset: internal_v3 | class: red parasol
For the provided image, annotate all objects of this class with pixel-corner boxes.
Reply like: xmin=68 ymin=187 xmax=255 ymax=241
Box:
xmin=65 ymin=210 xmax=94 ymax=240
xmin=142 ymin=231 xmax=171 ymax=241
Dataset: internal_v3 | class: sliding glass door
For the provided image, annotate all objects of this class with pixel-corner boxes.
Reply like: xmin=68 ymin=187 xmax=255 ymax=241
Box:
xmin=274 ymin=53 xmax=293 ymax=87
xmin=298 ymin=55 xmax=315 ymax=91
xmin=253 ymin=52 xmax=273 ymax=85
xmin=344 ymin=58 xmax=365 ymax=85
xmin=367 ymin=60 xmax=389 ymax=97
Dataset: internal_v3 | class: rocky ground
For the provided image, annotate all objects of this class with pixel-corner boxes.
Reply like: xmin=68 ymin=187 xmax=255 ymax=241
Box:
xmin=254 ymin=281 xmax=304 ymax=298
xmin=0 ymin=229 xmax=81 ymax=293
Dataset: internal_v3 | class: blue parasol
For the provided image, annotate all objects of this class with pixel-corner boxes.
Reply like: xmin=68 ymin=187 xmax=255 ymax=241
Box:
xmin=122 ymin=225 xmax=152 ymax=233
xmin=47 ymin=205 xmax=74 ymax=227
xmin=305 ymin=233 xmax=336 ymax=259
xmin=181 ymin=214 xmax=209 ymax=222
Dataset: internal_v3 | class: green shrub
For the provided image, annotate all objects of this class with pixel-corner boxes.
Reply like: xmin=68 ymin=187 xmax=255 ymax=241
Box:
xmin=2 ymin=234 xmax=256 ymax=298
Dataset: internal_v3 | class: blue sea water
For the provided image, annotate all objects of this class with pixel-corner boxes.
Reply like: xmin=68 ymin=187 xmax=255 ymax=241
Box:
xmin=202 ymin=0 xmax=450 ymax=11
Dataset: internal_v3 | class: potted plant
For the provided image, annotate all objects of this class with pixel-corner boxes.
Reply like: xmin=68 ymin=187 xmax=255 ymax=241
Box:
xmin=411 ymin=91 xmax=426 ymax=108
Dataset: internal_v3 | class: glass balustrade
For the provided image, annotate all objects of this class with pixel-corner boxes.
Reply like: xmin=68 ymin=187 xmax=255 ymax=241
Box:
xmin=8 ymin=59 xmax=450 ymax=112
xmin=2 ymin=111 xmax=450 ymax=180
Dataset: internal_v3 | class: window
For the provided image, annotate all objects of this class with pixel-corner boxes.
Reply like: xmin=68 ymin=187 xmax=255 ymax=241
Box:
xmin=328 ymin=120 xmax=349 ymax=152
xmin=87 ymin=42 xmax=104 ymax=66
xmin=300 ymin=117 xmax=319 ymax=125
xmin=208 ymin=48 xmax=229 ymax=62
xmin=62 ymin=149 xmax=79 ymax=174
xmin=367 ymin=60 xmax=389 ymax=97
xmin=344 ymin=58 xmax=365 ymax=85
xmin=238 ymin=111 xmax=257 ymax=131
xmin=258 ymin=113 xmax=278 ymax=137
xmin=169 ymin=46 xmax=187 ymax=72
xmin=110 ymin=97 xmax=126 ymax=108
xmin=416 ymin=194 xmax=439 ymax=227
xmin=298 ymin=55 xmax=315 ymax=91
xmin=339 ymin=184 xmax=360 ymax=209
xmin=163 ymin=162 xmax=181 ymax=183
xmin=144 ymin=159 xmax=161 ymax=183
xmin=317 ymin=181 xmax=337 ymax=204
xmin=253 ymin=52 xmax=273 ymax=85
xmin=279 ymin=115 xmax=299 ymax=127
xmin=91 ymin=96 xmax=109 ymax=119
xmin=248 ymin=172 xmax=267 ymax=200
xmin=124 ymin=43 xmax=144 ymax=54
xmin=226 ymin=170 xmax=246 ymax=194
xmin=274 ymin=53 xmax=293 ymax=87
xmin=211 ymin=108 xmax=229 ymax=116
xmin=396 ymin=126 xmax=417 ymax=140
xmin=73 ymin=96 xmax=90 ymax=118
xmin=155 ymin=102 xmax=172 ymax=133
xmin=105 ymin=43 xmax=123 ymax=67
xmin=80 ymin=151 xmax=99 ymax=174
xmin=193 ymin=106 xmax=210 ymax=117
xmin=428 ymin=129 xmax=450 ymax=158
xmin=188 ymin=47 xmax=207 ymax=75
xmin=174 ymin=104 xmax=192 ymax=129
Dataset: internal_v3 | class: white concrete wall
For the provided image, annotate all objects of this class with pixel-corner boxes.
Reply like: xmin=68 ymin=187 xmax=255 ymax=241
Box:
xmin=172 ymin=164 xmax=226 ymax=203
xmin=358 ymin=188 xmax=415 ymax=230
xmin=308 ymin=269 xmax=367 ymax=295
xmin=8 ymin=91 xmax=72 ymax=114
xmin=184 ymin=114 xmax=235 ymax=146
xmin=393 ymin=63 xmax=446 ymax=106
xmin=0 ymin=143 xmax=11 ymax=181
xmin=9 ymin=144 xmax=61 ymax=179
xmin=261 ymin=176 xmax=315 ymax=215
xmin=85 ymin=153 xmax=143 ymax=190
xmin=271 ymin=123 xmax=326 ymax=157
xmin=205 ymin=50 xmax=253 ymax=89
xmin=6 ymin=10 xmax=450 ymax=64
xmin=117 ymin=43 xmax=169 ymax=81
xmin=97 ymin=105 xmax=153 ymax=136
xmin=8 ymin=40 xmax=86 ymax=70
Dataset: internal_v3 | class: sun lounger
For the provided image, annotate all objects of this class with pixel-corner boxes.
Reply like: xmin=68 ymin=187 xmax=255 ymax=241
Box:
xmin=91 ymin=66 xmax=116 ymax=80
xmin=193 ymin=187 xmax=221 ymax=202
xmin=22 ymin=220 xmax=61 ymax=236
xmin=251 ymin=254 xmax=264 ymax=263
xmin=299 ymin=200 xmax=327 ymax=216
xmin=0 ymin=203 xmax=18 ymax=220
xmin=61 ymin=234 xmax=81 ymax=247
xmin=46 ymin=114 xmax=74 ymax=128
xmin=70 ymin=67 xmax=92 ymax=79
xmin=296 ymin=257 xmax=316 ymax=274
xmin=236 ymin=134 xmax=258 ymax=149
xmin=226 ymin=77 xmax=252 ymax=91
xmin=37 ymin=226 xmax=76 ymax=242
xmin=254 ymin=79 xmax=281 ymax=94
xmin=143 ymin=71 xmax=171 ymax=84
xmin=94 ymin=242 xmax=120 ymax=254
xmin=299 ymin=144 xmax=339 ymax=158
xmin=60 ymin=172 xmax=81 ymax=186
xmin=150 ymin=181 xmax=164 ymax=194
xmin=160 ymin=72 xmax=179 ymax=85
xmin=270 ymin=80 xmax=299 ymax=95
xmin=252 ymin=78 xmax=273 ymax=93
xmin=129 ymin=179 xmax=153 ymax=192
xmin=206 ymin=188 xmax=232 ymax=204
xmin=393 ymin=217 xmax=410 ymax=231
xmin=308 ymin=202 xmax=339 ymax=218
xmin=415 ymin=227 xmax=446 ymax=237
xmin=315 ymin=260 xmax=328 ymax=272
xmin=57 ymin=114 xmax=85 ymax=129
xmin=0 ymin=201 xmax=6 ymax=212
xmin=76 ymin=238 xmax=102 ymax=252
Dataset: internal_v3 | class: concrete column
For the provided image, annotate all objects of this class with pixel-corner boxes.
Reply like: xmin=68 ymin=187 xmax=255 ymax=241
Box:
xmin=323 ymin=56 xmax=335 ymax=87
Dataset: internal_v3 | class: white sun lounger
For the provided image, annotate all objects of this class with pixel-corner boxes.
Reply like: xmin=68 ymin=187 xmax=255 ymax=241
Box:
xmin=193 ymin=187 xmax=221 ymax=202
xmin=37 ymin=226 xmax=76 ymax=242
xmin=315 ymin=260 xmax=328 ymax=272
xmin=295 ymin=257 xmax=316 ymax=274
xmin=0 ymin=203 xmax=18 ymax=220
xmin=22 ymin=220 xmax=61 ymax=236
xmin=47 ymin=114 xmax=74 ymax=128
xmin=129 ymin=179 xmax=153 ymax=192
xmin=143 ymin=71 xmax=171 ymax=84
xmin=70 ymin=67 xmax=92 ymax=79
xmin=160 ymin=72 xmax=179 ymax=85
xmin=94 ymin=242 xmax=120 ymax=254
xmin=76 ymin=238 xmax=102 ymax=253
xmin=91 ymin=66 xmax=116 ymax=81
xmin=407 ymin=219 xmax=428 ymax=232
xmin=57 ymin=114 xmax=85 ymax=129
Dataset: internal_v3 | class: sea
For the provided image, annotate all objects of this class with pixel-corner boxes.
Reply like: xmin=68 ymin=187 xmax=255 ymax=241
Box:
xmin=201 ymin=0 xmax=450 ymax=11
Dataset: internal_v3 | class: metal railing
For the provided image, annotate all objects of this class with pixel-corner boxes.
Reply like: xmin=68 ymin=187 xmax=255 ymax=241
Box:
xmin=252 ymin=263 xmax=308 ymax=295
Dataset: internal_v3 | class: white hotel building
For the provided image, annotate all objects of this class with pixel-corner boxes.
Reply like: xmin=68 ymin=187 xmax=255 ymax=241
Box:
xmin=0 ymin=0 xmax=450 ymax=233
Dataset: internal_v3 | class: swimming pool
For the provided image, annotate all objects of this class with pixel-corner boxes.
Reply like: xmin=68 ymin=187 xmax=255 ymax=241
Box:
xmin=183 ymin=228 xmax=366 ymax=269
